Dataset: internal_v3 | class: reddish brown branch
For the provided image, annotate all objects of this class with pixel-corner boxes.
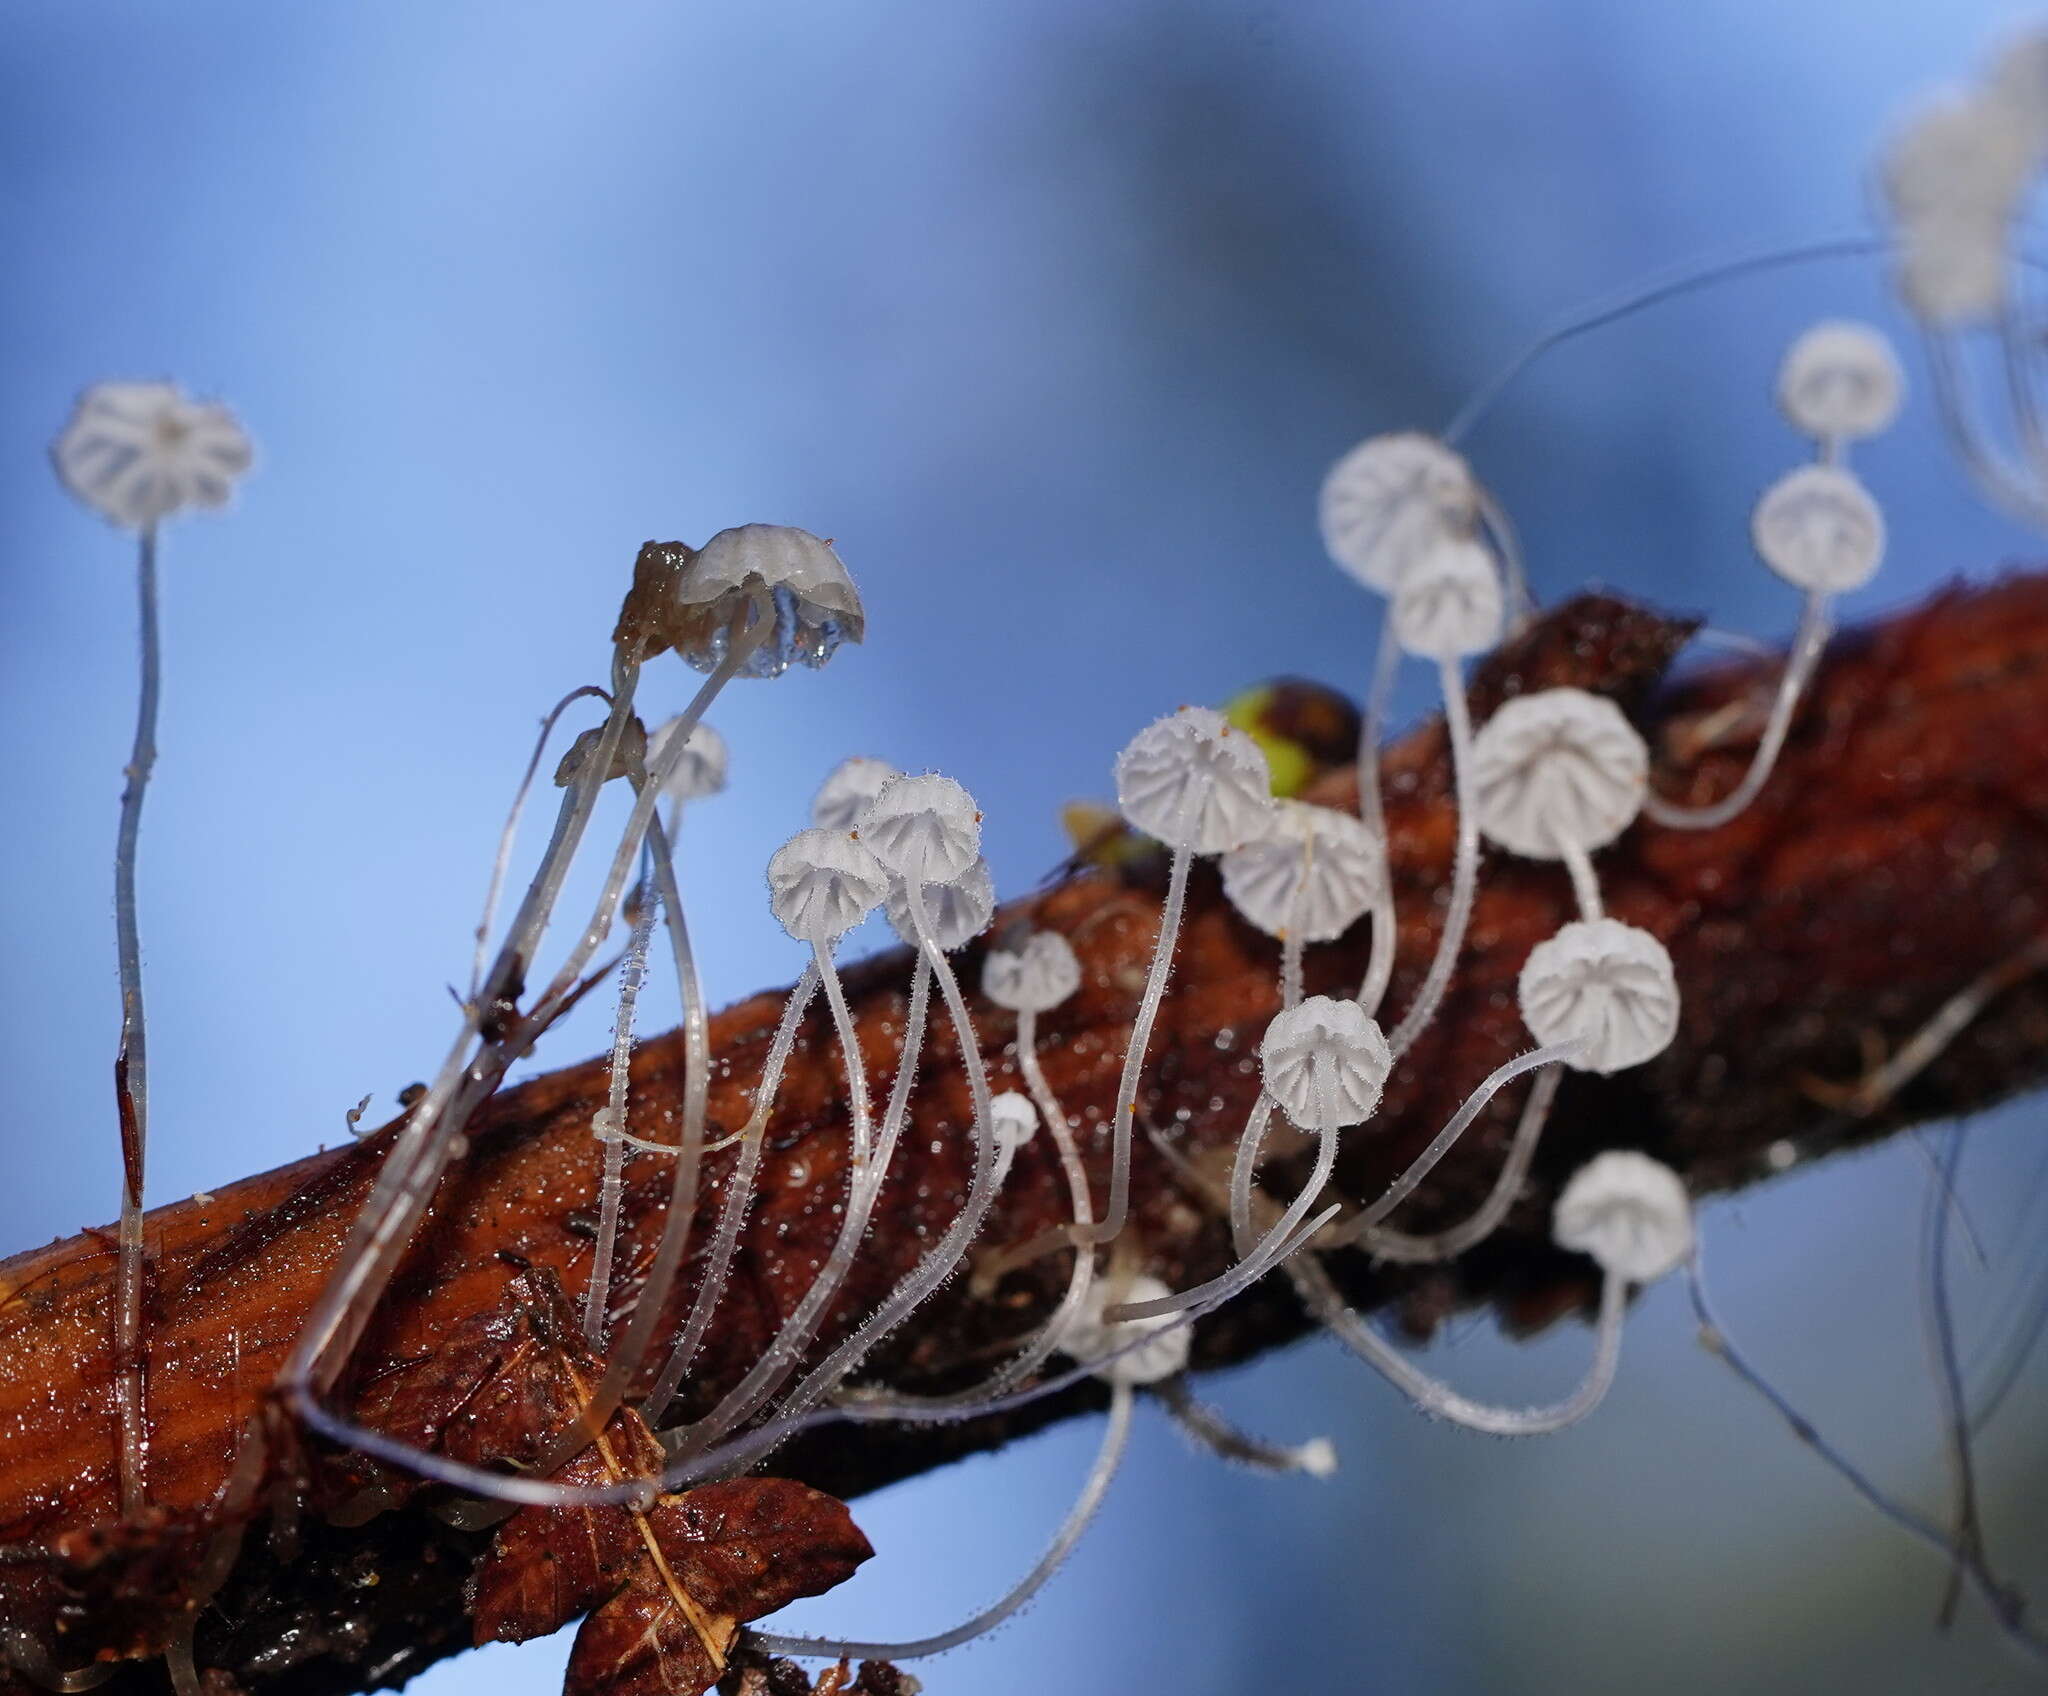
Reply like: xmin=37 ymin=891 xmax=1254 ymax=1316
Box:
xmin=4 ymin=579 xmax=2048 ymax=1695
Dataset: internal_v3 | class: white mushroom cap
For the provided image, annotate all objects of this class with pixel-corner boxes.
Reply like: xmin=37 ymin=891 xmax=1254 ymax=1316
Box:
xmin=1517 ymin=918 xmax=1681 ymax=1075
xmin=812 ymin=755 xmax=902 ymax=832
xmin=52 ymin=381 xmax=252 ymax=530
xmin=670 ymin=523 xmax=866 ymax=678
xmin=886 ymin=855 xmax=996 ymax=951
xmin=1318 ymin=432 xmax=1479 ymax=594
xmin=1219 ymin=801 xmax=1385 ymax=944
xmin=1063 ymin=1274 xmax=1192 ymax=1386
xmin=1552 ymin=1150 xmax=1694 ymax=1283
xmin=990 ymin=1089 xmax=1039 ymax=1155
xmin=647 ymin=716 xmax=730 ymax=804
xmin=982 ymin=930 xmax=1083 ymax=1014
xmin=1391 ymin=534 xmax=1505 ymax=661
xmin=1470 ymin=688 xmax=1649 ymax=861
xmin=1750 ymin=465 xmax=1886 ymax=596
xmin=766 ymin=827 xmax=890 ymax=942
xmin=1776 ymin=321 xmax=1905 ymax=444
xmin=1882 ymin=93 xmax=2031 ymax=324
xmin=857 ymin=773 xmax=983 ymax=885
xmin=1114 ymin=707 xmax=1274 ymax=855
xmin=1258 ymin=995 xmax=1394 ymax=1132
xmin=1884 ymin=90 xmax=2035 ymax=231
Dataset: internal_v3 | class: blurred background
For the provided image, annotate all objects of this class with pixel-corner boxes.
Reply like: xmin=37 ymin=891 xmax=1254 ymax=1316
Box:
xmin=4 ymin=2 xmax=2048 ymax=1691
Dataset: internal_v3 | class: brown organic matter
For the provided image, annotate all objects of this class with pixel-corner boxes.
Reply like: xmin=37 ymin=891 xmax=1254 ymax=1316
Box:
xmin=3 ymin=580 xmax=2048 ymax=1696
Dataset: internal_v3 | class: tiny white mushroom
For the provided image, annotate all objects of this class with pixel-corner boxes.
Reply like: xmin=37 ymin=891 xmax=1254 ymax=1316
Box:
xmin=1063 ymin=1274 xmax=1192 ymax=1386
xmin=671 ymin=523 xmax=866 ymax=678
xmin=1518 ymin=918 xmax=1681 ymax=1075
xmin=52 ymin=381 xmax=253 ymax=530
xmin=1219 ymin=801 xmax=1385 ymax=945
xmin=1259 ymin=996 xmax=1393 ymax=1131
xmin=1114 ymin=707 xmax=1273 ymax=855
xmin=1469 ymin=688 xmax=1649 ymax=861
xmin=990 ymin=1089 xmax=1039 ymax=1158
xmin=1552 ymin=1149 xmax=1694 ymax=1283
xmin=858 ymin=773 xmax=983 ymax=886
xmin=813 ymin=755 xmax=903 ymax=831
xmin=1750 ymin=464 xmax=1886 ymax=596
xmin=1390 ymin=534 xmax=1505 ymax=661
xmin=983 ymin=930 xmax=1083 ymax=1013
xmin=1318 ymin=432 xmax=1479 ymax=593
xmin=885 ymin=855 xmax=995 ymax=951
xmin=1776 ymin=321 xmax=1906 ymax=445
xmin=766 ymin=828 xmax=890 ymax=942
xmin=646 ymin=716 xmax=729 ymax=805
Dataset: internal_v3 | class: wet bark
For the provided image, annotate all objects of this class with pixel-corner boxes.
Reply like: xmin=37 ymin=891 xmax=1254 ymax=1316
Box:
xmin=3 ymin=578 xmax=2047 ymax=1695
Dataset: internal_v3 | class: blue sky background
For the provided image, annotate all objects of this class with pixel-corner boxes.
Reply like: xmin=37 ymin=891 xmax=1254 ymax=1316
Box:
xmin=4 ymin=3 xmax=2048 ymax=1692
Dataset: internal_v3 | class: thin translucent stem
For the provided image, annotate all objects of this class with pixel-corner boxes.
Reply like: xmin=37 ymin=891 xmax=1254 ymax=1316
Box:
xmin=643 ymin=965 xmax=822 ymax=1422
xmin=1642 ymin=593 xmax=1830 ymax=831
xmin=816 ymin=938 xmax=875 ymax=1168
xmin=866 ymin=1002 xmax=1097 ymax=1411
xmin=2001 ymin=303 xmax=2048 ymax=490
xmin=1106 ymin=1159 xmax=1337 ymax=1323
xmin=1926 ymin=329 xmax=2048 ymax=527
xmin=1357 ymin=1065 xmax=1562 ymax=1263
xmin=1355 ymin=615 xmax=1402 ymax=1020
xmin=112 ymin=522 xmax=159 ymax=1519
xmin=1324 ymin=1041 xmax=1581 ymax=1247
xmin=582 ymin=878 xmax=659 ymax=1348
xmin=1156 ymin=1374 xmax=1335 ymax=1476
xmin=769 ymin=882 xmax=1001 ymax=1424
xmin=748 ymin=1378 xmax=1133 ymax=1663
xmin=285 ymin=626 xmax=759 ymax=1481
xmin=1293 ymin=1252 xmax=1626 ymax=1436
xmin=1476 ymin=486 xmax=1533 ymax=628
xmin=661 ymin=932 xmax=881 ymax=1461
xmin=1558 ymin=835 xmax=1604 ymax=922
xmin=1083 ymin=842 xmax=1194 ymax=1246
xmin=1228 ymin=1096 xmax=1278 ymax=1255
xmin=1389 ymin=660 xmax=1480 ymax=1058
xmin=469 ymin=685 xmax=610 ymax=1002
xmin=1442 ymin=234 xmax=1883 ymax=448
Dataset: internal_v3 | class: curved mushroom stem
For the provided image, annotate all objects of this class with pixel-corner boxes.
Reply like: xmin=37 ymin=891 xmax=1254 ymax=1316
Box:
xmin=1477 ymin=485 xmax=1534 ymax=629
xmin=1388 ymin=659 xmax=1481 ymax=1058
xmin=747 ymin=1377 xmax=1134 ymax=1663
xmin=111 ymin=522 xmax=159 ymax=1519
xmin=581 ymin=875 xmax=659 ymax=1349
xmin=468 ymin=684 xmax=611 ymax=1003
xmin=1293 ymin=1252 xmax=1627 ymax=1436
xmin=660 ymin=928 xmax=882 ymax=1462
xmin=280 ymin=618 xmax=766 ymax=1488
xmin=1324 ymin=1040 xmax=1581 ymax=1250
xmin=2000 ymin=304 xmax=2048 ymax=487
xmin=1557 ymin=834 xmax=1605 ymax=922
xmin=1356 ymin=1064 xmax=1564 ymax=1264
xmin=1228 ymin=1095 xmax=1279 ymax=1254
xmin=643 ymin=963 xmax=823 ymax=1423
xmin=1083 ymin=836 xmax=1196 ymax=1246
xmin=1356 ymin=617 xmax=1401 ymax=1019
xmin=1642 ymin=591 xmax=1831 ymax=832
xmin=751 ymin=879 xmax=1003 ymax=1431
xmin=1927 ymin=327 xmax=2048 ymax=527
xmin=558 ymin=801 xmax=717 ymax=1447
xmin=1155 ymin=1374 xmax=1337 ymax=1477
xmin=860 ymin=1001 xmax=1099 ymax=1411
